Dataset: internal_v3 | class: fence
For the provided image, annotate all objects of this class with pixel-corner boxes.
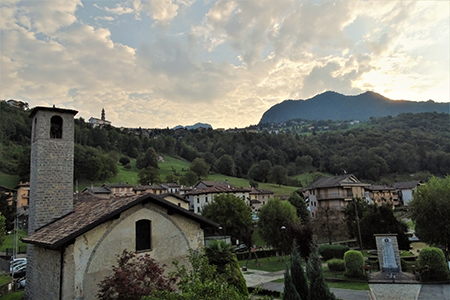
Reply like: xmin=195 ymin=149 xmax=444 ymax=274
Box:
xmin=4 ymin=247 xmax=27 ymax=257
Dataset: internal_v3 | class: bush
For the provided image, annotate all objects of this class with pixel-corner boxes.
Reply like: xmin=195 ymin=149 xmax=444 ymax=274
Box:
xmin=119 ymin=156 xmax=131 ymax=166
xmin=318 ymin=244 xmax=350 ymax=261
xmin=124 ymin=163 xmax=132 ymax=169
xmin=418 ymin=247 xmax=450 ymax=282
xmin=327 ymin=259 xmax=345 ymax=272
xmin=344 ymin=250 xmax=364 ymax=279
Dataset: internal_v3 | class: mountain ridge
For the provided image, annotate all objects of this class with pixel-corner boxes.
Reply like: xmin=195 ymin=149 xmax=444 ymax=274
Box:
xmin=259 ymin=91 xmax=449 ymax=124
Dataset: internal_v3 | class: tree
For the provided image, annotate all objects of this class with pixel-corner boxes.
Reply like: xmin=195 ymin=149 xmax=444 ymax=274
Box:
xmin=287 ymin=192 xmax=310 ymax=224
xmin=136 ymin=147 xmax=159 ymax=170
xmin=215 ymin=155 xmax=236 ymax=177
xmin=190 ymin=158 xmax=210 ymax=179
xmin=311 ymin=206 xmax=347 ymax=245
xmin=204 ymin=240 xmax=248 ymax=296
xmin=0 ymin=212 xmax=6 ymax=247
xmin=97 ymin=250 xmax=174 ymax=300
xmin=269 ymin=165 xmax=288 ymax=186
xmin=0 ymin=192 xmax=15 ymax=231
xmin=342 ymin=197 xmax=368 ymax=243
xmin=201 ymin=194 xmax=252 ymax=244
xmin=306 ymin=246 xmax=337 ymax=300
xmin=138 ymin=167 xmax=161 ymax=185
xmin=119 ymin=156 xmax=130 ymax=166
xmin=290 ymin=242 xmax=309 ymax=300
xmin=179 ymin=171 xmax=198 ymax=186
xmin=165 ymin=174 xmax=179 ymax=183
xmin=258 ymin=198 xmax=299 ymax=253
xmin=358 ymin=204 xmax=410 ymax=250
xmin=411 ymin=176 xmax=450 ymax=257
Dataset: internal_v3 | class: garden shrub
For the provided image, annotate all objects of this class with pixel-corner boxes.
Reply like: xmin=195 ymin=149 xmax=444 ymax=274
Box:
xmin=418 ymin=247 xmax=450 ymax=282
xmin=344 ymin=250 xmax=364 ymax=279
xmin=327 ymin=259 xmax=345 ymax=272
xmin=318 ymin=244 xmax=349 ymax=261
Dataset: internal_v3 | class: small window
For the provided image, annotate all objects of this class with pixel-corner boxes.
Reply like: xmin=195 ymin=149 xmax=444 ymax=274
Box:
xmin=197 ymin=198 xmax=199 ymax=203
xmin=205 ymin=197 xmax=208 ymax=202
xmin=50 ymin=116 xmax=63 ymax=139
xmin=136 ymin=220 xmax=151 ymax=251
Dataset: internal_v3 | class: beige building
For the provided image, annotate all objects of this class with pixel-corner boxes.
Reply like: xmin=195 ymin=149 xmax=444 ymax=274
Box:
xmin=23 ymin=193 xmax=217 ymax=299
xmin=303 ymin=174 xmax=369 ymax=218
xmin=15 ymin=181 xmax=30 ymax=215
xmin=249 ymin=188 xmax=274 ymax=212
xmin=365 ymin=185 xmax=400 ymax=207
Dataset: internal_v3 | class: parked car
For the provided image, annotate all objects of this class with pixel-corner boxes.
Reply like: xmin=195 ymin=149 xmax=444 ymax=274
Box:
xmin=16 ymin=277 xmax=26 ymax=288
xmin=10 ymin=260 xmax=27 ymax=274
xmin=234 ymin=244 xmax=248 ymax=252
xmin=11 ymin=265 xmax=26 ymax=278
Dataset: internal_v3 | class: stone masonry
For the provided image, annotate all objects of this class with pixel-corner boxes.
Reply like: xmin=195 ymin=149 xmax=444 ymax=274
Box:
xmin=25 ymin=107 xmax=77 ymax=300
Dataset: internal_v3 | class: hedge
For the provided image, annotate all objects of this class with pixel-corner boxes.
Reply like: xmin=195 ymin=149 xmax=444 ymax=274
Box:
xmin=418 ymin=247 xmax=450 ymax=282
xmin=327 ymin=259 xmax=345 ymax=272
xmin=344 ymin=250 xmax=365 ymax=279
xmin=318 ymin=244 xmax=350 ymax=261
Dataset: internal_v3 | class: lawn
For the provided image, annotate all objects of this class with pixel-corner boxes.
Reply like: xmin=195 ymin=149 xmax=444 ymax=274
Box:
xmin=0 ymin=172 xmax=20 ymax=189
xmin=0 ymin=276 xmax=12 ymax=286
xmin=0 ymin=230 xmax=27 ymax=253
xmin=239 ymin=256 xmax=288 ymax=272
xmin=0 ymin=291 xmax=23 ymax=300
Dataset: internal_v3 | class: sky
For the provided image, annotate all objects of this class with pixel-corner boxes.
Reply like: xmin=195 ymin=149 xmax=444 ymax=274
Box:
xmin=1 ymin=0 xmax=449 ymax=129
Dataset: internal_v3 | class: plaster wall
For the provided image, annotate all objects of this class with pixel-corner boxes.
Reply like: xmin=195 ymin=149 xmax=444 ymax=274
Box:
xmin=66 ymin=202 xmax=204 ymax=300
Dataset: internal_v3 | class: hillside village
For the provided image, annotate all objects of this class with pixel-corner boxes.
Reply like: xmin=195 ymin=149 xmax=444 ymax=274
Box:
xmin=0 ymin=102 xmax=449 ymax=299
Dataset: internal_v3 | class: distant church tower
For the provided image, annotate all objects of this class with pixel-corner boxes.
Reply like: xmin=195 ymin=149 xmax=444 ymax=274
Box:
xmin=25 ymin=106 xmax=78 ymax=299
xmin=101 ymin=108 xmax=105 ymax=121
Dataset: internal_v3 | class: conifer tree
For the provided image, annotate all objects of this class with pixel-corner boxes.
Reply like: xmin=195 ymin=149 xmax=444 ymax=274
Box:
xmin=291 ymin=243 xmax=309 ymax=300
xmin=306 ymin=246 xmax=337 ymax=300
xmin=283 ymin=267 xmax=301 ymax=300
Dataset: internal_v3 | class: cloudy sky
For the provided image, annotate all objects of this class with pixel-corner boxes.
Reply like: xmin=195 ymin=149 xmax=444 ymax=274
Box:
xmin=1 ymin=0 xmax=449 ymax=129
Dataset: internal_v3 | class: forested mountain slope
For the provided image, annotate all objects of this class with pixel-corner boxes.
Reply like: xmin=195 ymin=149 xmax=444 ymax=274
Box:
xmin=259 ymin=91 xmax=449 ymax=124
xmin=1 ymin=100 xmax=449 ymax=186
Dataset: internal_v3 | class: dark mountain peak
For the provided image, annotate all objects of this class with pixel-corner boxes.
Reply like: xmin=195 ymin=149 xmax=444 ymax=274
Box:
xmin=259 ymin=91 xmax=448 ymax=124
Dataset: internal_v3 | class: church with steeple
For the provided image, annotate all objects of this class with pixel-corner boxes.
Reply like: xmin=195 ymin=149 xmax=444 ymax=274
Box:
xmin=88 ymin=108 xmax=112 ymax=128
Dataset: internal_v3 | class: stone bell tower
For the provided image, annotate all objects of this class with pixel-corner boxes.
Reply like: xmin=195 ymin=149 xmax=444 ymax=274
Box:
xmin=28 ymin=106 xmax=78 ymax=232
xmin=25 ymin=106 xmax=78 ymax=300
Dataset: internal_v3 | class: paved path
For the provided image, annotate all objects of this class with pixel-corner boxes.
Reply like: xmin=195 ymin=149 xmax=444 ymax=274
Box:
xmin=243 ymin=268 xmax=450 ymax=300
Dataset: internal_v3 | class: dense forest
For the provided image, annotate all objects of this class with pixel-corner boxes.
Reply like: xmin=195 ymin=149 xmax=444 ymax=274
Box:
xmin=1 ymin=100 xmax=449 ymax=186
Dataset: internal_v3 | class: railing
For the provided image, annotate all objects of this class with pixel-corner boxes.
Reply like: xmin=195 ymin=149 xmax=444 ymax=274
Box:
xmin=316 ymin=192 xmax=353 ymax=200
xmin=5 ymin=246 xmax=27 ymax=256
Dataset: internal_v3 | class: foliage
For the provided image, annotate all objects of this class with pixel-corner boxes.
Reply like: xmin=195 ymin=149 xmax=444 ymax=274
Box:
xmin=287 ymin=191 xmax=310 ymax=224
xmin=0 ymin=193 xmax=15 ymax=231
xmin=291 ymin=222 xmax=314 ymax=260
xmin=74 ymin=144 xmax=118 ymax=181
xmin=258 ymin=198 xmax=299 ymax=251
xmin=410 ymin=176 xmax=450 ymax=256
xmin=270 ymin=165 xmax=288 ymax=186
xmin=283 ymin=267 xmax=301 ymax=300
xmin=318 ymin=245 xmax=349 ymax=261
xmin=138 ymin=167 xmax=161 ymax=185
xmin=179 ymin=170 xmax=198 ymax=186
xmin=342 ymin=197 xmax=368 ymax=242
xmin=145 ymin=250 xmax=263 ymax=300
xmin=358 ymin=204 xmax=410 ymax=250
xmin=306 ymin=246 xmax=337 ymax=300
xmin=418 ymin=247 xmax=450 ymax=282
xmin=136 ymin=147 xmax=159 ymax=170
xmin=189 ymin=158 xmax=210 ymax=179
xmin=119 ymin=156 xmax=130 ymax=166
xmin=97 ymin=250 xmax=174 ymax=300
xmin=327 ymin=259 xmax=345 ymax=272
xmin=205 ymin=240 xmax=248 ymax=296
xmin=290 ymin=242 xmax=309 ymax=300
xmin=214 ymin=155 xmax=236 ymax=177
xmin=201 ymin=194 xmax=252 ymax=243
xmin=311 ymin=206 xmax=347 ymax=245
xmin=343 ymin=250 xmax=364 ymax=279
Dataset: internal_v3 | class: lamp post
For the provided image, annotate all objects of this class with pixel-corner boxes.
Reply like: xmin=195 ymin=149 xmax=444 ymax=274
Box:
xmin=354 ymin=199 xmax=363 ymax=251
xmin=281 ymin=225 xmax=286 ymax=261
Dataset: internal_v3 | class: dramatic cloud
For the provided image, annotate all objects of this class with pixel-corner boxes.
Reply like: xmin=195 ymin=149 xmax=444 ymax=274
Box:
xmin=1 ymin=0 xmax=448 ymax=128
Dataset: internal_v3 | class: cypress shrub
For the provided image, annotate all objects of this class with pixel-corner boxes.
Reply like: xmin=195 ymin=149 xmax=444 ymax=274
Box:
xmin=344 ymin=250 xmax=364 ymax=279
xmin=318 ymin=244 xmax=349 ymax=261
xmin=327 ymin=259 xmax=345 ymax=272
xmin=418 ymin=247 xmax=450 ymax=282
xmin=307 ymin=246 xmax=337 ymax=300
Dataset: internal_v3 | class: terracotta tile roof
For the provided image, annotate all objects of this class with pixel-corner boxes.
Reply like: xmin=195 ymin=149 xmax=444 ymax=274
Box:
xmin=81 ymin=186 xmax=112 ymax=194
xmin=185 ymin=185 xmax=251 ymax=196
xmin=103 ymin=183 xmax=133 ymax=188
xmin=249 ymin=188 xmax=274 ymax=195
xmin=366 ymin=185 xmax=396 ymax=191
xmin=22 ymin=193 xmax=218 ymax=249
xmin=393 ymin=181 xmax=421 ymax=189
xmin=304 ymin=174 xmax=369 ymax=190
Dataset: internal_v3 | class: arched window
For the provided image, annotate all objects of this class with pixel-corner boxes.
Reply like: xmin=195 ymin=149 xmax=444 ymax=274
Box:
xmin=136 ymin=219 xmax=151 ymax=251
xmin=50 ymin=116 xmax=63 ymax=139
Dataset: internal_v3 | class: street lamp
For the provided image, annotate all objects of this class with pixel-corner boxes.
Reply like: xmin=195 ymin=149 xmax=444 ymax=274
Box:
xmin=281 ymin=225 xmax=286 ymax=261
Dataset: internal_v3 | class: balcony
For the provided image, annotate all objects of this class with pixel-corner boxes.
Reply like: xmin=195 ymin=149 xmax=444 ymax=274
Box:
xmin=316 ymin=191 xmax=353 ymax=200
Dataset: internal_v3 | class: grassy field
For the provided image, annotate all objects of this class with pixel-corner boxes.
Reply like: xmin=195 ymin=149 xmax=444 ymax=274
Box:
xmin=239 ymin=256 xmax=288 ymax=272
xmin=0 ymin=230 xmax=27 ymax=252
xmin=0 ymin=172 xmax=20 ymax=189
xmin=0 ymin=291 xmax=23 ymax=300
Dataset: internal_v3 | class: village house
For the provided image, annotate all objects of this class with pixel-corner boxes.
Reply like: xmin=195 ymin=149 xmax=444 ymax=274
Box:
xmin=303 ymin=174 xmax=369 ymax=218
xmin=81 ymin=186 xmax=112 ymax=199
xmin=393 ymin=181 xmax=422 ymax=206
xmin=88 ymin=108 xmax=111 ymax=128
xmin=102 ymin=182 xmax=134 ymax=196
xmin=365 ymin=185 xmax=400 ymax=207
xmin=133 ymin=185 xmax=167 ymax=195
xmin=185 ymin=181 xmax=251 ymax=213
xmin=249 ymin=187 xmax=274 ymax=212
xmin=14 ymin=181 xmax=30 ymax=215
xmin=22 ymin=106 xmax=218 ymax=300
